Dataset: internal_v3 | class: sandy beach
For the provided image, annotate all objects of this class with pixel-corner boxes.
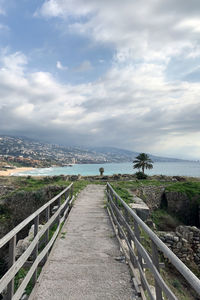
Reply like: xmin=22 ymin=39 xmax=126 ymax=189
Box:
xmin=0 ymin=167 xmax=34 ymax=176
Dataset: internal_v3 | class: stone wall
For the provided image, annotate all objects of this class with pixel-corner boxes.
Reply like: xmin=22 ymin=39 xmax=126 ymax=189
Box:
xmin=134 ymin=185 xmax=165 ymax=211
xmin=159 ymin=225 xmax=200 ymax=269
xmin=165 ymin=192 xmax=200 ymax=226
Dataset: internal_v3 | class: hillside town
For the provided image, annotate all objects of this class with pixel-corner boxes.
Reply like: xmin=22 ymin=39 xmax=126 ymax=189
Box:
xmin=0 ymin=136 xmax=132 ymax=169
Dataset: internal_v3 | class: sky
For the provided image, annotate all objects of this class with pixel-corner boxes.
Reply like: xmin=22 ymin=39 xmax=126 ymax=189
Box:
xmin=0 ymin=0 xmax=200 ymax=159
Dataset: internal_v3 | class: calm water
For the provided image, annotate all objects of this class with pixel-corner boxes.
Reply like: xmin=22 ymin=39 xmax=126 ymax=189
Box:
xmin=14 ymin=161 xmax=200 ymax=177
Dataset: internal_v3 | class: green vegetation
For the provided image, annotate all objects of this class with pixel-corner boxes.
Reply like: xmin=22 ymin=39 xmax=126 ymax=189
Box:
xmin=60 ymin=231 xmax=67 ymax=239
xmin=0 ymin=176 xmax=90 ymax=201
xmin=135 ymin=171 xmax=147 ymax=179
xmin=133 ymin=153 xmax=153 ymax=174
xmin=110 ymin=183 xmax=133 ymax=204
xmin=14 ymin=266 xmax=42 ymax=296
xmin=145 ymin=266 xmax=198 ymax=300
xmin=111 ymin=179 xmax=170 ymax=190
xmin=166 ymin=181 xmax=200 ymax=201
xmin=151 ymin=209 xmax=181 ymax=231
xmin=14 ymin=268 xmax=32 ymax=295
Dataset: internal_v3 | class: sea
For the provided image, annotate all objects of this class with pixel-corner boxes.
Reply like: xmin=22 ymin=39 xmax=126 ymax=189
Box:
xmin=13 ymin=161 xmax=200 ymax=177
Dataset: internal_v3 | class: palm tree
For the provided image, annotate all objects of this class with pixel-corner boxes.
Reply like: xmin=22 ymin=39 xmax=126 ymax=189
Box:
xmin=133 ymin=153 xmax=153 ymax=174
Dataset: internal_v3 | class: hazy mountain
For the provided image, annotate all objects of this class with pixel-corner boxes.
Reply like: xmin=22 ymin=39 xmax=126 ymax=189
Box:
xmin=0 ymin=135 xmax=187 ymax=164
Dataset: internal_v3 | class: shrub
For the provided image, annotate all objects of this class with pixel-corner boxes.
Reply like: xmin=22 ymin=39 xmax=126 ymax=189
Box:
xmin=135 ymin=171 xmax=147 ymax=179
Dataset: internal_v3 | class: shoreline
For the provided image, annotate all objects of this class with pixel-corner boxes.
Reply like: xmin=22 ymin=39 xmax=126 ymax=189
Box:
xmin=0 ymin=167 xmax=35 ymax=177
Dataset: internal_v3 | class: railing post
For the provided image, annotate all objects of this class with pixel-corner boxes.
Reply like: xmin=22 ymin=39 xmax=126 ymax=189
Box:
xmin=57 ymin=196 xmax=61 ymax=226
xmin=106 ymin=184 xmax=109 ymax=203
xmin=44 ymin=206 xmax=50 ymax=262
xmin=32 ymin=215 xmax=39 ymax=285
xmin=7 ymin=235 xmax=16 ymax=300
xmin=70 ymin=184 xmax=73 ymax=200
xmin=65 ymin=189 xmax=69 ymax=201
xmin=151 ymin=241 xmax=163 ymax=300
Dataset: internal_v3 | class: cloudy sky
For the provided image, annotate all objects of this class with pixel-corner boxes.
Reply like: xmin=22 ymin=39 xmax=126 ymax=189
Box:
xmin=0 ymin=0 xmax=200 ymax=159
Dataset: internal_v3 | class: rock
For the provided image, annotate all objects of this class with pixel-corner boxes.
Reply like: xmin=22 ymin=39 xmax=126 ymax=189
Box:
xmin=158 ymin=225 xmax=200 ymax=271
xmin=113 ymin=174 xmax=121 ymax=180
xmin=173 ymin=236 xmax=179 ymax=242
xmin=172 ymin=176 xmax=186 ymax=182
xmin=16 ymin=224 xmax=43 ymax=258
xmin=70 ymin=175 xmax=79 ymax=181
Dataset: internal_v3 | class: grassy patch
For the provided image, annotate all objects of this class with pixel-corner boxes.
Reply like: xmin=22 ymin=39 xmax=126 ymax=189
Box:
xmin=110 ymin=183 xmax=133 ymax=204
xmin=166 ymin=181 xmax=200 ymax=201
xmin=151 ymin=209 xmax=181 ymax=231
xmin=14 ymin=268 xmax=33 ymax=295
xmin=145 ymin=266 xmax=198 ymax=300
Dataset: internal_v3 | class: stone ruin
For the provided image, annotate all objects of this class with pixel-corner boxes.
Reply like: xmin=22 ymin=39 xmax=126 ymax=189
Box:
xmin=158 ymin=225 xmax=200 ymax=269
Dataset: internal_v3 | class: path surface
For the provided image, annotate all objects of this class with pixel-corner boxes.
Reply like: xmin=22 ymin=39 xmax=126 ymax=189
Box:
xmin=31 ymin=185 xmax=135 ymax=300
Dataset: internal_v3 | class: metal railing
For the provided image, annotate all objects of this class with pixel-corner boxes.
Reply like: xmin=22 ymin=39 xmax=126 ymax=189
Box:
xmin=0 ymin=183 xmax=74 ymax=300
xmin=106 ymin=182 xmax=200 ymax=300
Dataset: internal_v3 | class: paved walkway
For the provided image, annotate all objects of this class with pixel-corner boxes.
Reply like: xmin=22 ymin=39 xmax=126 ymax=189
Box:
xmin=31 ymin=185 xmax=135 ymax=300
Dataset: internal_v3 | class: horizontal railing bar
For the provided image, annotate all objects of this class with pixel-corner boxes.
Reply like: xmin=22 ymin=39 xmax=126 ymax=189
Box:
xmin=108 ymin=196 xmax=178 ymax=300
xmin=0 ymin=196 xmax=71 ymax=293
xmin=13 ymin=222 xmax=61 ymax=300
xmin=0 ymin=183 xmax=73 ymax=248
xmin=107 ymin=183 xmax=200 ymax=295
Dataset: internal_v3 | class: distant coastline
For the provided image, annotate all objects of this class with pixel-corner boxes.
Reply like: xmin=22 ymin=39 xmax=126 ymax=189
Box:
xmin=0 ymin=167 xmax=34 ymax=177
xmin=12 ymin=161 xmax=200 ymax=178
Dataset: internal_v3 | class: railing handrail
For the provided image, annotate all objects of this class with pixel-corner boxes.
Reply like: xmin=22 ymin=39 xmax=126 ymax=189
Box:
xmin=107 ymin=182 xmax=200 ymax=297
xmin=0 ymin=183 xmax=74 ymax=300
xmin=0 ymin=183 xmax=73 ymax=249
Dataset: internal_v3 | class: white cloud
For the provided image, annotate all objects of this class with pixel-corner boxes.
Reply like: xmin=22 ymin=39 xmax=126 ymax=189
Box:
xmin=2 ymin=0 xmax=200 ymax=158
xmin=37 ymin=0 xmax=200 ymax=62
xmin=0 ymin=50 xmax=27 ymax=74
xmin=56 ymin=60 xmax=68 ymax=70
xmin=1 ymin=49 xmax=200 ymax=158
xmin=176 ymin=18 xmax=200 ymax=33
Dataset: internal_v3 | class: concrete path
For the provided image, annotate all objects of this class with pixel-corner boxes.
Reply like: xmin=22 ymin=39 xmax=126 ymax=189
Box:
xmin=31 ymin=185 xmax=135 ymax=300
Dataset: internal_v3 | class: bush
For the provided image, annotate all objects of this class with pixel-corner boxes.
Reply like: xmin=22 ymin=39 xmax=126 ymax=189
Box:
xmin=135 ymin=172 xmax=147 ymax=179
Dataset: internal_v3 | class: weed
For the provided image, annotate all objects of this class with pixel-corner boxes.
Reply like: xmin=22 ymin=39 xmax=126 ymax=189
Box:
xmin=60 ymin=231 xmax=67 ymax=239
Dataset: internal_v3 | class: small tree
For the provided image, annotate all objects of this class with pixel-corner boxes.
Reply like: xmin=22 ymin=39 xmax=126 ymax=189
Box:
xmin=99 ymin=167 xmax=104 ymax=176
xmin=133 ymin=153 xmax=153 ymax=174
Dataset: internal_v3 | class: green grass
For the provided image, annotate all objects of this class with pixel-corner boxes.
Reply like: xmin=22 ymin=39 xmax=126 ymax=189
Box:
xmin=14 ymin=268 xmax=33 ymax=295
xmin=110 ymin=183 xmax=133 ymax=204
xmin=166 ymin=181 xmax=200 ymax=201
